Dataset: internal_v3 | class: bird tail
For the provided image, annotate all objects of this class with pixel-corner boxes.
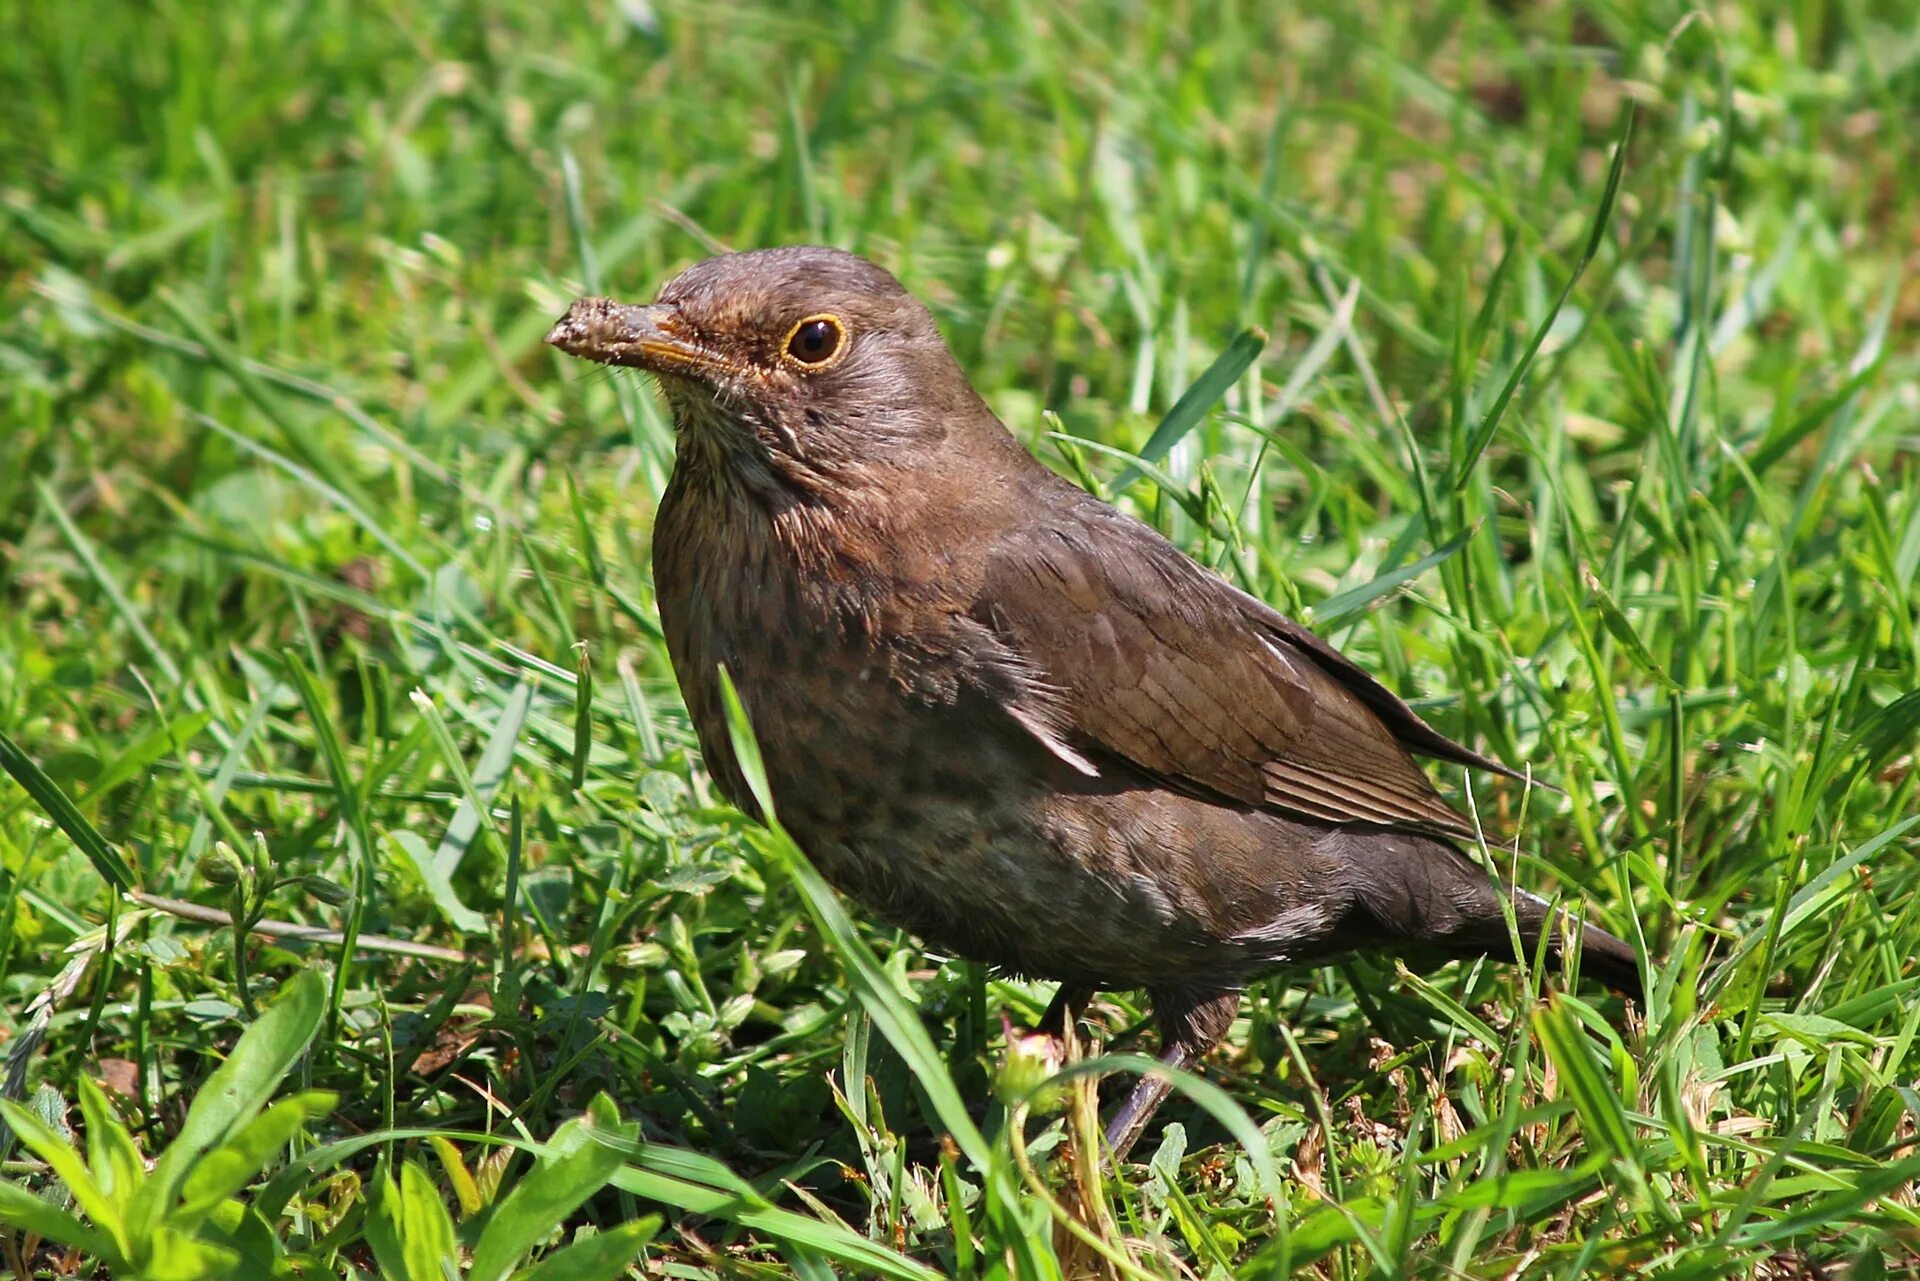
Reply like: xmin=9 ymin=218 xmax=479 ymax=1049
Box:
xmin=1338 ymin=830 xmax=1644 ymax=1002
xmin=1509 ymin=889 xmax=1644 ymax=1001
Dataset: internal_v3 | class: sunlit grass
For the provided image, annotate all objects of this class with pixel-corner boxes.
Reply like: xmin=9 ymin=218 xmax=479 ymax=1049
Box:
xmin=3 ymin=1 xmax=1919 ymax=1275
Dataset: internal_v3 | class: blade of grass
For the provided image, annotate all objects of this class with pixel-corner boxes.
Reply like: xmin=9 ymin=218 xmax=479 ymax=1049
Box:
xmin=1112 ymin=327 xmax=1268 ymax=492
xmin=1453 ymin=108 xmax=1632 ymax=491
xmin=0 ymin=728 xmax=137 ymax=891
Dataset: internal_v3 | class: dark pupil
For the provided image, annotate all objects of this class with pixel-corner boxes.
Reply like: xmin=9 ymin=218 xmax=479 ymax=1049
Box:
xmin=791 ymin=320 xmax=837 ymax=362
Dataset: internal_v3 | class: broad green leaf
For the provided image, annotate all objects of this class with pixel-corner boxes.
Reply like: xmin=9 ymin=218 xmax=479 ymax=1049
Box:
xmin=77 ymin=1078 xmax=146 ymax=1216
xmin=363 ymin=1165 xmax=421 ymax=1281
xmin=131 ymin=969 xmax=327 ymax=1242
xmin=137 ymin=1224 xmax=242 ymax=1281
xmin=401 ymin=1160 xmax=460 ymax=1280
xmin=190 ymin=1196 xmax=283 ymax=1277
xmin=0 ymin=1099 xmax=126 ymax=1253
xmin=175 ymin=1090 xmax=338 ymax=1227
xmin=0 ymin=1176 xmax=119 ymax=1261
xmin=470 ymin=1095 xmax=634 ymax=1281
xmin=514 ymin=1216 xmax=661 ymax=1281
xmin=366 ymin=1161 xmax=459 ymax=1281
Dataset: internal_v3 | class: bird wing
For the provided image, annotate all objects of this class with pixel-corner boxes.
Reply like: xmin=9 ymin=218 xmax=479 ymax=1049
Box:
xmin=971 ymin=496 xmax=1517 ymax=842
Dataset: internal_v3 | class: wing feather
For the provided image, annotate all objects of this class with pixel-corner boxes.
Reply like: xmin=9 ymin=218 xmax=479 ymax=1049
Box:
xmin=972 ymin=498 xmax=1500 ymax=841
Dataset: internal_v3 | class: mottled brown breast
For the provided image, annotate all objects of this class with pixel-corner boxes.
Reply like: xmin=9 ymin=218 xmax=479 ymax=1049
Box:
xmin=652 ymin=462 xmax=1036 ymax=949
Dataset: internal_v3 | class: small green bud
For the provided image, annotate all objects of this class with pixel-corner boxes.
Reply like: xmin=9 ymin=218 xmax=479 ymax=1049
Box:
xmin=249 ymin=830 xmax=275 ymax=880
xmin=995 ymin=1021 xmax=1067 ymax=1110
xmin=198 ymin=843 xmax=248 ymax=886
xmin=294 ymin=875 xmax=353 ymax=907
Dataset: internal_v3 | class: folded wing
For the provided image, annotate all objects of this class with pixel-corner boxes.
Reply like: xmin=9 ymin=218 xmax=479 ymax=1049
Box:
xmin=972 ymin=497 xmax=1524 ymax=843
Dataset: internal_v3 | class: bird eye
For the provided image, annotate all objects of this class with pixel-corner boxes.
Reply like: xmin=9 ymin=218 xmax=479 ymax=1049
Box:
xmin=784 ymin=315 xmax=844 ymax=367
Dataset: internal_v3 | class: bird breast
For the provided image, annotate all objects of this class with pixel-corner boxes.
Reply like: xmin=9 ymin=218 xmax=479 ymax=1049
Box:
xmin=652 ymin=464 xmax=948 ymax=811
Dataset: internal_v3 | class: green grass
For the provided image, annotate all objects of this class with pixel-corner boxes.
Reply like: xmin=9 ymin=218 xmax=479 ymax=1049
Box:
xmin=4 ymin=0 xmax=1920 ymax=1275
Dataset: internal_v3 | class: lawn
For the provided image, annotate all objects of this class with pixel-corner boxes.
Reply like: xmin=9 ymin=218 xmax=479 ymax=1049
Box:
xmin=4 ymin=0 xmax=1919 ymax=1276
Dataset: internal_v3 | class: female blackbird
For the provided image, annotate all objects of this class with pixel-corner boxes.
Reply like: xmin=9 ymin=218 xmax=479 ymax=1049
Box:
xmin=546 ymin=246 xmax=1641 ymax=1158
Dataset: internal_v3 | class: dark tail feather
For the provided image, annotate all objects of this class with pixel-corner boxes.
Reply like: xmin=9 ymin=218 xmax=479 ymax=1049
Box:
xmin=1514 ymin=893 xmax=1644 ymax=1002
xmin=1340 ymin=831 xmax=1645 ymax=1003
xmin=1566 ymin=918 xmax=1644 ymax=1001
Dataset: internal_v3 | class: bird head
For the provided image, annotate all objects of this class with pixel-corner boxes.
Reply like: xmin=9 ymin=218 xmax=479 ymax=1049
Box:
xmin=546 ymin=246 xmax=994 ymax=496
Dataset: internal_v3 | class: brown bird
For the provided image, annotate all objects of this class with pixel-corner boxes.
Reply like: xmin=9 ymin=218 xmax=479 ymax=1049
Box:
xmin=546 ymin=246 xmax=1641 ymax=1158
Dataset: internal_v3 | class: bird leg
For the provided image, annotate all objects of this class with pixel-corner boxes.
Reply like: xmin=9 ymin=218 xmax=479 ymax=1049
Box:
xmin=1102 ymin=987 xmax=1239 ymax=1164
xmin=1038 ymin=982 xmax=1096 ymax=1041
xmin=1101 ymin=1043 xmax=1192 ymax=1162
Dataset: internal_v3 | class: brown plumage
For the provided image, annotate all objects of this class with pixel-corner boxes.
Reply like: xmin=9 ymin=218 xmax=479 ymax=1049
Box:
xmin=546 ymin=247 xmax=1641 ymax=1158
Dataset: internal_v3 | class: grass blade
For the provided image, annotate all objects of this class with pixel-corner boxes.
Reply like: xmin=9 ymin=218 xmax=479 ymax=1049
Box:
xmin=1453 ymin=108 xmax=1632 ymax=490
xmin=0 ymin=727 xmax=137 ymax=890
xmin=1112 ymin=327 xmax=1268 ymax=492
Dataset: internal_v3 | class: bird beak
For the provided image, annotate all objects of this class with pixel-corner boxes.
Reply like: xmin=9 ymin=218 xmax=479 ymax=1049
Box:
xmin=544 ymin=298 xmax=722 ymax=376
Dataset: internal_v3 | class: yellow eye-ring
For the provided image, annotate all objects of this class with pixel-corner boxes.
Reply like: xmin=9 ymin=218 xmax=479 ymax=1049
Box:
xmin=783 ymin=314 xmax=846 ymax=368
